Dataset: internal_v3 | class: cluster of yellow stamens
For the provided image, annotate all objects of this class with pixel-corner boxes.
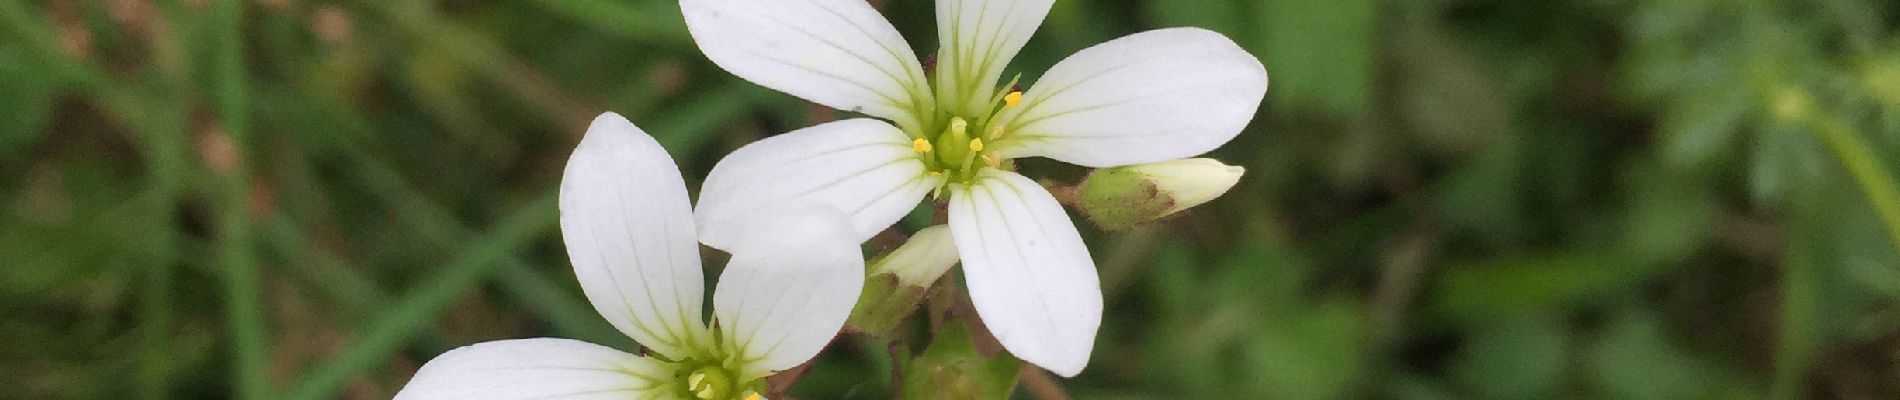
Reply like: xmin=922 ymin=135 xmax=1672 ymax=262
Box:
xmin=912 ymin=90 xmax=1025 ymax=190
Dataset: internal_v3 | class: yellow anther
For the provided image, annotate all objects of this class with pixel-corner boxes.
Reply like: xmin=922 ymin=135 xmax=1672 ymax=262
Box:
xmin=969 ymin=138 xmax=984 ymax=152
xmin=745 ymin=394 xmax=764 ymax=400
xmin=912 ymin=138 xmax=933 ymax=153
xmin=982 ymin=154 xmax=999 ymax=168
xmin=1003 ymin=91 xmax=1024 ymax=107
xmin=930 ymin=171 xmax=943 ymax=177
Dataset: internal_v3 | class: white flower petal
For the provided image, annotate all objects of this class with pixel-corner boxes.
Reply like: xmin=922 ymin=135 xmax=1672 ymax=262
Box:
xmin=394 ymin=338 xmax=670 ymax=400
xmin=695 ymin=119 xmax=942 ymax=251
xmin=995 ymin=28 xmax=1268 ymax=168
xmin=682 ymin=0 xmax=932 ymax=130
xmin=560 ymin=113 xmax=707 ymax=360
xmin=711 ymin=207 xmax=866 ymax=380
xmin=948 ymin=170 xmax=1102 ymax=377
xmin=933 ymin=0 xmax=1054 ymax=114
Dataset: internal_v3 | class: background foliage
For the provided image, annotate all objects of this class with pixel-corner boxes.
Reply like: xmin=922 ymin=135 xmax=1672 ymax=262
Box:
xmin=4 ymin=0 xmax=1900 ymax=398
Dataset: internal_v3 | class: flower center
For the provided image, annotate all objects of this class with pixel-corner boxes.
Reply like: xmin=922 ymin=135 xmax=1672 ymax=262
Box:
xmin=913 ymin=91 xmax=1024 ymax=186
xmin=659 ymin=356 xmax=755 ymax=400
xmin=686 ymin=366 xmax=734 ymax=399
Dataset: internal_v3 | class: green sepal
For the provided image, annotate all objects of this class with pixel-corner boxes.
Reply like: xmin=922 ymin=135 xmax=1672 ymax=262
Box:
xmin=1074 ymin=167 xmax=1175 ymax=231
xmin=900 ymin=321 xmax=1021 ymax=400
xmin=846 ymin=272 xmax=932 ymax=337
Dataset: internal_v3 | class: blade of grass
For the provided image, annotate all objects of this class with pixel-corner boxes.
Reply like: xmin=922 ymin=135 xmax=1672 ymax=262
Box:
xmin=526 ymin=0 xmax=691 ymax=45
xmin=258 ymin=77 xmax=764 ymax=346
xmin=353 ymin=0 xmax=594 ymax=133
xmin=279 ymin=192 xmax=560 ymax=400
xmin=0 ymin=1 xmax=110 ymax=88
xmin=207 ymin=0 xmax=268 ymax=398
xmin=261 ymin=217 xmax=384 ymax=317
xmin=2 ymin=5 xmax=203 ymax=399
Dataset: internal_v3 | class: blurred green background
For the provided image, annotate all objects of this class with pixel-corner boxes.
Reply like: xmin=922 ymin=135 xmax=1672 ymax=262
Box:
xmin=5 ymin=0 xmax=1900 ymax=398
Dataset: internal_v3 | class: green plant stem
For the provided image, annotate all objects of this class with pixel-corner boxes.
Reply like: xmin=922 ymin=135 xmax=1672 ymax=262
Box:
xmin=1803 ymin=109 xmax=1900 ymax=253
xmin=280 ymin=193 xmax=560 ymax=400
xmin=260 ymin=217 xmax=384 ymax=319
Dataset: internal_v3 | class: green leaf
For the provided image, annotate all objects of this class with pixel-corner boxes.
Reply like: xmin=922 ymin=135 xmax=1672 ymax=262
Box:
xmin=1246 ymin=299 xmax=1366 ymax=400
xmin=1587 ymin=311 xmax=1713 ymax=400
xmin=1450 ymin=316 xmax=1569 ymax=400
xmin=901 ymin=321 xmax=1021 ymax=400
xmin=1432 ymin=253 xmax=1644 ymax=322
xmin=1390 ymin=15 xmax=1511 ymax=154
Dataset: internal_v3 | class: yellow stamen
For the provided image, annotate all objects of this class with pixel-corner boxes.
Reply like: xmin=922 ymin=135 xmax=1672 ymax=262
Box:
xmin=1003 ymin=91 xmax=1024 ymax=107
xmin=912 ymin=138 xmax=933 ymax=153
xmin=969 ymin=138 xmax=984 ymax=152
xmin=745 ymin=394 xmax=764 ymax=400
xmin=982 ymin=154 xmax=999 ymax=168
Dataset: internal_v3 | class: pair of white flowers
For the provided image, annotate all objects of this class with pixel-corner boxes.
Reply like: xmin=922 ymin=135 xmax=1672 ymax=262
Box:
xmin=398 ymin=0 xmax=1265 ymax=398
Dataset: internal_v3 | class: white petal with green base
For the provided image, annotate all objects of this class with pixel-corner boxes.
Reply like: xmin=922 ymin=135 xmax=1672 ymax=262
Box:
xmin=947 ymin=170 xmax=1102 ymax=377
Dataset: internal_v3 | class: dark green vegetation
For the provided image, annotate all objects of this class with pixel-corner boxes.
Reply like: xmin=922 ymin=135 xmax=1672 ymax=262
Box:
xmin=4 ymin=0 xmax=1899 ymax=398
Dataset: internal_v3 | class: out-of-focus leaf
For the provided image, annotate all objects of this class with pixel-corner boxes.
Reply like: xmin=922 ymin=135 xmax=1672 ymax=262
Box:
xmin=1773 ymin=172 xmax=1894 ymax=398
xmin=1657 ymin=88 xmax=1751 ymax=171
xmin=1431 ymin=253 xmax=1643 ymax=322
xmin=1246 ymin=298 xmax=1366 ymax=400
xmin=1587 ymin=311 xmax=1714 ymax=400
xmin=1449 ymin=316 xmax=1568 ymax=400
xmin=1433 ymin=135 xmax=1527 ymax=246
xmin=1391 ymin=15 xmax=1511 ymax=154
xmin=1864 ymin=57 xmax=1900 ymax=139
xmin=1750 ymin=125 xmax=1826 ymax=206
xmin=1621 ymin=162 xmax=1716 ymax=265
xmin=1386 ymin=373 xmax=1462 ymax=400
xmin=1141 ymin=0 xmax=1242 ymax=39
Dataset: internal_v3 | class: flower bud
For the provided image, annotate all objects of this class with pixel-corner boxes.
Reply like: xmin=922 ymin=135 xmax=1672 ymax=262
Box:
xmin=848 ymin=225 xmax=959 ymax=336
xmin=868 ymin=225 xmax=959 ymax=286
xmin=1074 ymin=158 xmax=1244 ymax=231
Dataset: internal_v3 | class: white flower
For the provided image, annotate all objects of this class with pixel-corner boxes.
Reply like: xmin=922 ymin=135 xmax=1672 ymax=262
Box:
xmin=394 ymin=113 xmax=865 ymax=400
xmin=680 ymin=0 xmax=1267 ymax=376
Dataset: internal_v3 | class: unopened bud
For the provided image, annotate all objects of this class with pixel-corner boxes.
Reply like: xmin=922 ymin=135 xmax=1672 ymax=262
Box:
xmin=868 ymin=225 xmax=959 ymax=287
xmin=1074 ymin=158 xmax=1244 ymax=231
xmin=848 ymin=226 xmax=960 ymax=336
